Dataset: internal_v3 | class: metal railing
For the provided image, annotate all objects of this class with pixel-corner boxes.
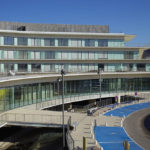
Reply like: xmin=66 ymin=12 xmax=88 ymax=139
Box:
xmin=66 ymin=116 xmax=74 ymax=150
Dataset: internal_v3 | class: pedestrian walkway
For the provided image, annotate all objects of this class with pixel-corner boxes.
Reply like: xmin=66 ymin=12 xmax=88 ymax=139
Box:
xmin=95 ymin=126 xmax=142 ymax=150
xmin=104 ymin=102 xmax=150 ymax=117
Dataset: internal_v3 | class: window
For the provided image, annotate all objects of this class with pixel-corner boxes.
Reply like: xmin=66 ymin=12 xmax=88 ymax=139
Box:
xmin=7 ymin=51 xmax=14 ymax=59
xmin=85 ymin=39 xmax=95 ymax=47
xmin=44 ymin=38 xmax=55 ymax=46
xmin=124 ymin=51 xmax=133 ymax=59
xmin=44 ymin=64 xmax=50 ymax=72
xmin=35 ymin=51 xmax=40 ymax=59
xmin=58 ymin=38 xmax=68 ymax=46
xmin=45 ymin=51 xmax=54 ymax=59
xmin=98 ymin=39 xmax=108 ymax=47
xmin=18 ymin=64 xmax=27 ymax=72
xmin=32 ymin=64 xmax=41 ymax=72
xmin=35 ymin=38 xmax=41 ymax=46
xmin=18 ymin=51 xmax=24 ymax=59
xmin=71 ymin=39 xmax=82 ymax=47
xmin=4 ymin=36 xmax=14 ymax=45
xmin=30 ymin=38 xmax=41 ymax=46
xmin=17 ymin=37 xmax=27 ymax=45
xmin=62 ymin=51 xmax=68 ymax=59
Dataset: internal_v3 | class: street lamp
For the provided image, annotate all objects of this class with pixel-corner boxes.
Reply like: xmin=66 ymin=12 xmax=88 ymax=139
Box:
xmin=98 ymin=68 xmax=102 ymax=106
xmin=61 ymin=69 xmax=66 ymax=149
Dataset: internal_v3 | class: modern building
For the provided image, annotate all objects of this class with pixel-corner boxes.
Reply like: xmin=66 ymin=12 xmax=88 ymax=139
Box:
xmin=0 ymin=21 xmax=150 ymax=112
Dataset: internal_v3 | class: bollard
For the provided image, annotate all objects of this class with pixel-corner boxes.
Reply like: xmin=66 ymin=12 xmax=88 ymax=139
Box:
xmin=121 ymin=119 xmax=123 ymax=127
xmin=83 ymin=136 xmax=86 ymax=150
xmin=123 ymin=140 xmax=130 ymax=150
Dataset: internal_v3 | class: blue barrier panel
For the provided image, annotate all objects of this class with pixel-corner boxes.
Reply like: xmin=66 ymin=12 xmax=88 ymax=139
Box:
xmin=104 ymin=102 xmax=150 ymax=117
xmin=95 ymin=126 xmax=143 ymax=150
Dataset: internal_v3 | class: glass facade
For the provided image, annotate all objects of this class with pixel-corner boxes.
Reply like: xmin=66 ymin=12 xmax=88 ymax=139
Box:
xmin=0 ymin=36 xmax=125 ymax=47
xmin=0 ymin=50 xmax=139 ymax=60
xmin=0 ymin=63 xmax=149 ymax=73
xmin=0 ymin=78 xmax=150 ymax=111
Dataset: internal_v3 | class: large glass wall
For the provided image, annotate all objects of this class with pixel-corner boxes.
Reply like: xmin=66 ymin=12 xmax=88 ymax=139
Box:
xmin=0 ymin=36 xmax=125 ymax=47
xmin=0 ymin=78 xmax=150 ymax=111
xmin=0 ymin=50 xmax=139 ymax=60
xmin=0 ymin=63 xmax=148 ymax=74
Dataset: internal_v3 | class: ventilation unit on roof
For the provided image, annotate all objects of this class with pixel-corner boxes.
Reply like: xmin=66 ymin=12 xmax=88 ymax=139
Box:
xmin=17 ymin=26 xmax=26 ymax=31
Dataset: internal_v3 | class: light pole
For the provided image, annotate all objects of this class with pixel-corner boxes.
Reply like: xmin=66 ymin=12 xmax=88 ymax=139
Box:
xmin=98 ymin=68 xmax=102 ymax=106
xmin=61 ymin=69 xmax=65 ymax=149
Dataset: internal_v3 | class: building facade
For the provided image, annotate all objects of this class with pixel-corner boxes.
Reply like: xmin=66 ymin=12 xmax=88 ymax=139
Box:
xmin=0 ymin=22 xmax=150 ymax=112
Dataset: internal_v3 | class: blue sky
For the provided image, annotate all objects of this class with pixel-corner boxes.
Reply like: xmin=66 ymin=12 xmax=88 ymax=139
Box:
xmin=0 ymin=0 xmax=150 ymax=44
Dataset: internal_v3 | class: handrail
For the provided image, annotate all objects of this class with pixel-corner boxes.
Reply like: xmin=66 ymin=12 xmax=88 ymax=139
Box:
xmin=0 ymin=113 xmax=69 ymax=125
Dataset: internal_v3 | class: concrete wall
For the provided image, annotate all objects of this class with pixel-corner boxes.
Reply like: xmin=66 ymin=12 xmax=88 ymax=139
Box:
xmin=0 ymin=21 xmax=109 ymax=33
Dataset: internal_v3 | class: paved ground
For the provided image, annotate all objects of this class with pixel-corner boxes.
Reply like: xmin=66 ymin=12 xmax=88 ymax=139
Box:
xmin=95 ymin=126 xmax=142 ymax=150
xmin=124 ymin=107 xmax=150 ymax=150
xmin=104 ymin=102 xmax=150 ymax=117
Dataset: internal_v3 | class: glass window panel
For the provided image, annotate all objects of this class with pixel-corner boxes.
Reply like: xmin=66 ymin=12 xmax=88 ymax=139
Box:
xmin=35 ymin=51 xmax=40 ymax=59
xmin=14 ymin=86 xmax=21 ymax=108
xmin=98 ymin=39 xmax=108 ymax=47
xmin=45 ymin=51 xmax=54 ymax=59
xmin=33 ymin=84 xmax=37 ymax=103
xmin=30 ymin=38 xmax=35 ymax=46
xmin=58 ymin=38 xmax=68 ymax=46
xmin=4 ymin=51 xmax=7 ymax=59
xmin=7 ymin=51 xmax=14 ymax=59
xmin=62 ymin=51 xmax=68 ymax=59
xmin=89 ymin=52 xmax=95 ymax=59
xmin=30 ymin=51 xmax=34 ymax=59
xmin=32 ymin=64 xmax=41 ymax=72
xmin=82 ymin=51 xmax=89 ymax=59
xmin=57 ymin=51 xmax=62 ymax=59
xmin=44 ymin=64 xmax=50 ymax=72
xmin=35 ymin=38 xmax=41 ymax=46
xmin=18 ymin=51 xmax=24 ymax=59
xmin=17 ymin=37 xmax=27 ymax=45
xmin=28 ymin=86 xmax=32 ymax=104
xmin=85 ymin=39 xmax=95 ymax=47
xmin=4 ymin=36 xmax=14 ymax=45
xmin=44 ymin=38 xmax=55 ymax=46
xmin=18 ymin=64 xmax=28 ymax=72
xmin=71 ymin=39 xmax=82 ymax=47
